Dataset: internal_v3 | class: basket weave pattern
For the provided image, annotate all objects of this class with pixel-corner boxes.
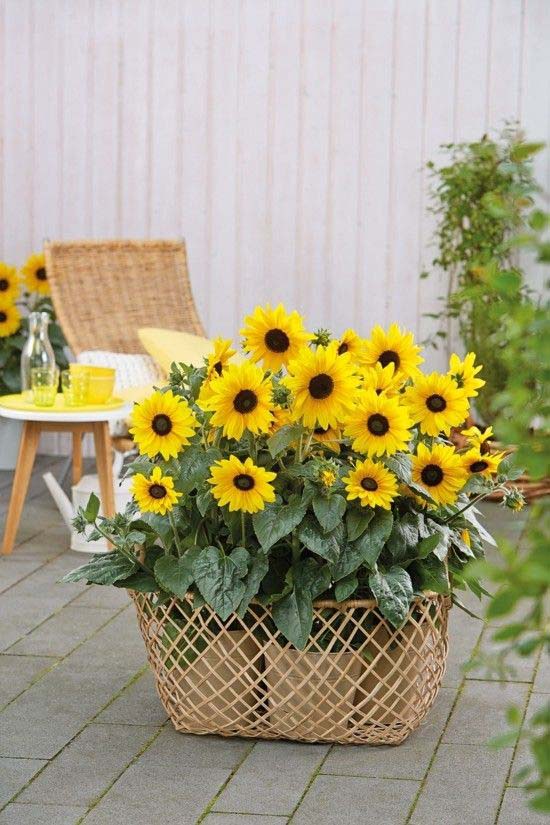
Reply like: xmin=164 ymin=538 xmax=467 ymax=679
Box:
xmin=133 ymin=593 xmax=449 ymax=745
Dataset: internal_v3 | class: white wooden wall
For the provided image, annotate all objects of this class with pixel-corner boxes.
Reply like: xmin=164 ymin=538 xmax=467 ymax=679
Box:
xmin=1 ymin=0 xmax=549 ymax=365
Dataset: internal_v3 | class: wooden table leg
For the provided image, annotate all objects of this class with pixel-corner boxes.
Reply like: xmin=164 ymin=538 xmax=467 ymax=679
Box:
xmin=72 ymin=431 xmax=83 ymax=485
xmin=92 ymin=421 xmax=115 ymax=518
xmin=1 ymin=421 xmax=41 ymax=555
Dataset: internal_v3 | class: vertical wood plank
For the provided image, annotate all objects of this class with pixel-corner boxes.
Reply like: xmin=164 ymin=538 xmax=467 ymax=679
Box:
xmin=234 ymin=0 xmax=270 ymax=324
xmin=204 ymin=0 xmax=240 ymax=337
xmin=356 ymin=0 xmax=396 ymax=336
xmin=385 ymin=0 xmax=427 ymax=334
xmin=2 ymin=0 xmax=34 ymax=262
xmin=417 ymin=0 xmax=460 ymax=371
xmin=118 ymin=0 xmax=152 ymax=236
xmin=454 ymin=0 xmax=492 ymax=140
xmin=60 ymin=0 xmax=93 ymax=237
xmin=90 ymin=0 xmax=121 ymax=237
xmin=263 ymin=0 xmax=302 ymax=313
xmin=149 ymin=0 xmax=181 ymax=236
xmin=180 ymin=0 xmax=212 ymax=332
xmin=486 ymin=0 xmax=523 ymax=128
xmin=325 ymin=0 xmax=363 ymax=334
xmin=294 ymin=0 xmax=332 ymax=330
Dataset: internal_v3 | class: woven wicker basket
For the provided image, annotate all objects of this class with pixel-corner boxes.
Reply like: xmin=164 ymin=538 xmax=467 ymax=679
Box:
xmin=132 ymin=592 xmax=450 ymax=745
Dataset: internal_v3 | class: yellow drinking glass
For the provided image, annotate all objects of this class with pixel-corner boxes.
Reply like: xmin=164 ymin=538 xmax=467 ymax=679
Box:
xmin=31 ymin=366 xmax=60 ymax=407
xmin=61 ymin=369 xmax=89 ymax=406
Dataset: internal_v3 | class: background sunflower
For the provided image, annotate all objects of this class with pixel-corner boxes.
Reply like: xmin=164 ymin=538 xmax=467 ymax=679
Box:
xmin=344 ymin=389 xmax=412 ymax=456
xmin=21 ymin=252 xmax=49 ymax=295
xmin=131 ymin=466 xmax=182 ymax=515
xmin=204 ymin=361 xmax=273 ymax=440
xmin=361 ymin=323 xmax=423 ymax=380
xmin=0 ymin=300 xmax=21 ymax=338
xmin=343 ymin=458 xmax=398 ymax=509
xmin=0 ymin=262 xmax=19 ymax=302
xmin=405 ymin=372 xmax=470 ymax=437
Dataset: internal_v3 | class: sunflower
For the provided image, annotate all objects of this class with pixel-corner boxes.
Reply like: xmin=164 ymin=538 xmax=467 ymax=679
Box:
xmin=344 ymin=389 xmax=412 ymax=457
xmin=361 ymin=323 xmax=423 ymax=380
xmin=131 ymin=466 xmax=182 ymax=515
xmin=22 ymin=252 xmax=49 ymax=295
xmin=240 ymin=303 xmax=312 ymax=371
xmin=284 ymin=342 xmax=359 ymax=429
xmin=405 ymin=372 xmax=469 ymax=437
xmin=343 ymin=459 xmax=398 ymax=510
xmin=461 ymin=447 xmax=504 ymax=478
xmin=129 ymin=390 xmax=198 ymax=460
xmin=0 ymin=262 xmax=19 ymax=302
xmin=461 ymin=425 xmax=493 ymax=448
xmin=268 ymin=405 xmax=292 ymax=435
xmin=206 ymin=337 xmax=236 ymax=380
xmin=335 ymin=328 xmax=365 ymax=362
xmin=203 ymin=361 xmax=273 ymax=440
xmin=360 ymin=362 xmax=403 ymax=397
xmin=0 ymin=299 xmax=21 ymax=338
xmin=411 ymin=442 xmax=467 ymax=506
xmin=208 ymin=455 xmax=276 ymax=513
xmin=312 ymin=424 xmax=341 ymax=453
xmin=448 ymin=352 xmax=485 ymax=398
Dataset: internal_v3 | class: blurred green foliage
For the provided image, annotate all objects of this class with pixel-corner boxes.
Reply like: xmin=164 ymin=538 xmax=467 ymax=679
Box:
xmin=424 ymin=126 xmax=544 ymax=422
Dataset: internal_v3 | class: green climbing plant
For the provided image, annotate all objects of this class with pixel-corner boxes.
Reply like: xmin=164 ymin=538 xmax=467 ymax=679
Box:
xmin=423 ymin=126 xmax=544 ymax=422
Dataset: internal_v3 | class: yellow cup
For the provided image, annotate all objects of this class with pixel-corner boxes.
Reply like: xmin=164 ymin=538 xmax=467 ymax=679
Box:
xmin=70 ymin=364 xmax=115 ymax=404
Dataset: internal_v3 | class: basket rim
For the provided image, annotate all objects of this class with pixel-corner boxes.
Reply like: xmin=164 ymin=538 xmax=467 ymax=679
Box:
xmin=133 ymin=590 xmax=445 ymax=610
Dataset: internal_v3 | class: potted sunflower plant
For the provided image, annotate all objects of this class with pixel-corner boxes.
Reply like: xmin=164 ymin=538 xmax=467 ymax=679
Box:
xmin=64 ymin=305 xmax=523 ymax=745
xmin=0 ymin=252 xmax=68 ymax=468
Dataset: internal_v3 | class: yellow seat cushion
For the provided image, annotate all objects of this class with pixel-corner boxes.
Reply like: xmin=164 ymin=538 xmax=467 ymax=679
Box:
xmin=138 ymin=328 xmax=212 ymax=375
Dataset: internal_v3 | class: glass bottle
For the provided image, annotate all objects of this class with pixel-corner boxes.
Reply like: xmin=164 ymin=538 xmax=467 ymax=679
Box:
xmin=20 ymin=312 xmax=56 ymax=400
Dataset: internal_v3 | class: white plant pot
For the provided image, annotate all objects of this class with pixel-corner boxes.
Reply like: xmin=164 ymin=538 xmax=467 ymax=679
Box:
xmin=0 ymin=418 xmax=23 ymax=470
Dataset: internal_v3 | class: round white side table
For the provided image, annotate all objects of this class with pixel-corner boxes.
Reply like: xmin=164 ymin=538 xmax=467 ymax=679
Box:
xmin=0 ymin=399 xmax=132 ymax=555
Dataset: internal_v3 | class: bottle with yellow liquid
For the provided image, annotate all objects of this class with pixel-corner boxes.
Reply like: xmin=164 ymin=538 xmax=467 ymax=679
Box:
xmin=20 ymin=312 xmax=56 ymax=401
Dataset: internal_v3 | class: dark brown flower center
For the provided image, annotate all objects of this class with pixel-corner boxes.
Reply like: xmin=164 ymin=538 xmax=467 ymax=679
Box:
xmin=360 ymin=477 xmax=378 ymax=492
xmin=214 ymin=360 xmax=223 ymax=375
xmin=0 ymin=278 xmax=9 ymax=291
xmin=151 ymin=414 xmax=172 ymax=435
xmin=0 ymin=311 xmax=7 ymax=323
xmin=426 ymin=394 xmax=446 ymax=412
xmin=367 ymin=413 xmax=390 ymax=436
xmin=337 ymin=342 xmax=348 ymax=355
xmin=470 ymin=460 xmax=488 ymax=473
xmin=314 ymin=426 xmax=329 ymax=435
xmin=378 ymin=350 xmax=400 ymax=369
xmin=421 ymin=464 xmax=444 ymax=486
xmin=36 ymin=267 xmax=47 ymax=281
xmin=264 ymin=328 xmax=290 ymax=353
xmin=149 ymin=483 xmax=167 ymax=499
xmin=233 ymin=389 xmax=258 ymax=414
xmin=309 ymin=373 xmax=334 ymax=399
xmin=234 ymin=473 xmax=255 ymax=491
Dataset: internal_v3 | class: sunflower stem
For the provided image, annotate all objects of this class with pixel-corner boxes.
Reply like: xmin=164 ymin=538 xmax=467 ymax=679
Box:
xmin=168 ymin=511 xmax=184 ymax=557
xmin=443 ymin=485 xmax=507 ymax=525
xmin=301 ymin=430 xmax=314 ymax=460
xmin=240 ymin=511 xmax=246 ymax=547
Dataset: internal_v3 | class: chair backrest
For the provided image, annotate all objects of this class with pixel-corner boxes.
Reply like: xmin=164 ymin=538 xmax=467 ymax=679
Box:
xmin=44 ymin=239 xmax=205 ymax=355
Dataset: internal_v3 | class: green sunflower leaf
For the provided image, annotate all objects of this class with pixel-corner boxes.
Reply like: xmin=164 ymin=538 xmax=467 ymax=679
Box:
xmin=154 ymin=548 xmax=201 ymax=599
xmin=252 ymin=497 xmax=306 ymax=551
xmin=193 ymin=546 xmax=246 ymax=621
xmin=272 ymin=587 xmax=313 ymax=649
xmin=176 ymin=445 xmax=222 ymax=494
xmin=297 ymin=515 xmax=341 ymax=564
xmin=267 ymin=423 xmax=304 ymax=458
xmin=369 ymin=566 xmax=413 ymax=627
xmin=61 ymin=552 xmax=137 ymax=586
xmin=312 ymin=493 xmax=347 ymax=533
xmin=237 ymin=552 xmax=269 ymax=618
xmin=334 ymin=572 xmax=359 ymax=602
xmin=346 ymin=506 xmax=375 ymax=542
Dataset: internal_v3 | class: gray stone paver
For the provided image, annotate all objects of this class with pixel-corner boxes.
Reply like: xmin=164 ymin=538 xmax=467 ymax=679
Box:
xmin=498 ymin=788 xmax=548 ymax=824
xmin=443 ymin=679 xmax=529 ymax=745
xmin=95 ymin=669 xmax=167 ymax=726
xmin=213 ymin=741 xmax=329 ymax=816
xmin=0 ymin=803 xmax=87 ymax=825
xmin=0 ymin=654 xmax=56 ymax=709
xmin=0 ymin=757 xmax=46 ymax=807
xmin=0 ymin=472 xmax=540 ymax=825
xmin=409 ymin=744 xmax=513 ymax=825
xmin=18 ymin=722 xmax=159 ymax=806
xmin=292 ymin=775 xmax=419 ymax=824
xmin=8 ymin=605 xmax=118 ymax=658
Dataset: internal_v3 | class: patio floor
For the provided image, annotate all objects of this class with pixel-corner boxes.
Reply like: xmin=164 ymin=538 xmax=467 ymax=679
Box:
xmin=0 ymin=457 xmax=547 ymax=825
